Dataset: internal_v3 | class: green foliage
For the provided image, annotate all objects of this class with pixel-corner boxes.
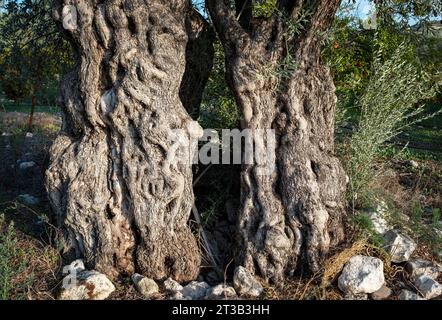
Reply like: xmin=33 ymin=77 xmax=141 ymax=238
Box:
xmin=324 ymin=16 xmax=375 ymax=128
xmin=327 ymin=2 xmax=442 ymax=132
xmin=379 ymin=145 xmax=442 ymax=162
xmin=353 ymin=213 xmax=385 ymax=246
xmin=325 ymin=18 xmax=374 ymax=96
xmin=0 ymin=0 xmax=73 ymax=102
xmin=252 ymin=0 xmax=277 ymax=17
xmin=432 ymin=208 xmax=441 ymax=226
xmin=407 ymin=200 xmax=442 ymax=255
xmin=377 ymin=0 xmax=442 ymax=26
xmin=0 ymin=215 xmax=25 ymax=300
xmin=258 ymin=9 xmax=312 ymax=90
xmin=346 ymin=40 xmax=439 ymax=206
xmin=200 ymin=196 xmax=223 ymax=229
xmin=200 ymin=41 xmax=241 ymax=129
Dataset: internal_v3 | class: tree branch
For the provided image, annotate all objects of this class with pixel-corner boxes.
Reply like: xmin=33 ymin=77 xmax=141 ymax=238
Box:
xmin=206 ymin=0 xmax=248 ymax=47
xmin=310 ymin=0 xmax=341 ymax=33
xmin=292 ymin=0 xmax=341 ymax=62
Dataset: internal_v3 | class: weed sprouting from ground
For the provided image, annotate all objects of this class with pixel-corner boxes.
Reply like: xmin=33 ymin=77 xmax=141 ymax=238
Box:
xmin=0 ymin=203 xmax=61 ymax=300
xmin=0 ymin=215 xmax=24 ymax=300
xmin=352 ymin=213 xmax=385 ymax=246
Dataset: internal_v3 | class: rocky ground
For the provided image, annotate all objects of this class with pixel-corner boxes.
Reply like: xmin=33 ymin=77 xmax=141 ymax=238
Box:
xmin=1 ymin=111 xmax=442 ymax=300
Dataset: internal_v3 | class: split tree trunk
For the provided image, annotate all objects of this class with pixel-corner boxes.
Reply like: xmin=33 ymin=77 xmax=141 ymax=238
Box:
xmin=207 ymin=0 xmax=347 ymax=282
xmin=46 ymin=0 xmax=213 ymax=282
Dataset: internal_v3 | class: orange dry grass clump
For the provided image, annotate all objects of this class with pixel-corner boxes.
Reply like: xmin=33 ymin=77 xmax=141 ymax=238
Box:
xmin=266 ymin=238 xmax=395 ymax=300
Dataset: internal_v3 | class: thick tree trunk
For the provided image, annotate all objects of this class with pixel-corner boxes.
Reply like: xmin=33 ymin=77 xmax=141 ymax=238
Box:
xmin=46 ymin=0 xmax=213 ymax=282
xmin=207 ymin=0 xmax=346 ymax=282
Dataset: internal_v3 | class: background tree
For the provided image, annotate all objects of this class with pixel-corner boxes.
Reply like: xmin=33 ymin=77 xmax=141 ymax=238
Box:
xmin=0 ymin=0 xmax=73 ymax=130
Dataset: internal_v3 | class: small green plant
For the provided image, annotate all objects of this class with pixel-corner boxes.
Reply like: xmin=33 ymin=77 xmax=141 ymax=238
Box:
xmin=0 ymin=202 xmax=62 ymax=300
xmin=432 ymin=208 xmax=441 ymax=226
xmin=201 ymin=197 xmax=223 ymax=229
xmin=405 ymin=200 xmax=442 ymax=256
xmin=411 ymin=200 xmax=424 ymax=222
xmin=0 ymin=214 xmax=25 ymax=300
xmin=252 ymin=0 xmax=277 ymax=17
xmin=353 ymin=213 xmax=385 ymax=247
xmin=200 ymin=41 xmax=241 ymax=130
xmin=258 ymin=9 xmax=312 ymax=89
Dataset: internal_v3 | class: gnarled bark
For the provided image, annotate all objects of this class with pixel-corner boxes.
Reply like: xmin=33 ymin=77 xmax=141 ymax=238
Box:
xmin=207 ymin=0 xmax=346 ymax=282
xmin=46 ymin=0 xmax=213 ymax=282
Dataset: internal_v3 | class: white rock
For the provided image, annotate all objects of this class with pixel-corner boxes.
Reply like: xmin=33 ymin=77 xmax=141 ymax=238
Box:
xmin=398 ymin=289 xmax=425 ymax=300
xmin=233 ymin=266 xmax=263 ymax=298
xmin=408 ymin=160 xmax=419 ymax=169
xmin=374 ymin=201 xmax=388 ymax=214
xmin=406 ymin=259 xmax=442 ymax=280
xmin=414 ymin=275 xmax=442 ymax=299
xmin=59 ymin=270 xmax=115 ymax=300
xmin=163 ymin=278 xmax=183 ymax=293
xmin=25 ymin=132 xmax=33 ymax=138
xmin=205 ymin=284 xmax=237 ymax=300
xmin=63 ymin=259 xmax=85 ymax=275
xmin=17 ymin=194 xmax=40 ymax=205
xmin=338 ymin=255 xmax=385 ymax=294
xmin=383 ymin=230 xmax=417 ymax=263
xmin=182 ymin=281 xmax=210 ymax=300
xmin=366 ymin=205 xmax=391 ymax=235
xmin=132 ymin=274 xmax=159 ymax=298
xmin=371 ymin=285 xmax=392 ymax=300
xmin=19 ymin=161 xmax=36 ymax=170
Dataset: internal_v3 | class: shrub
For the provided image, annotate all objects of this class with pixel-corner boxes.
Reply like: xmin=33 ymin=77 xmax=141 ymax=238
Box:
xmin=347 ymin=40 xmax=439 ymax=207
xmin=199 ymin=41 xmax=240 ymax=130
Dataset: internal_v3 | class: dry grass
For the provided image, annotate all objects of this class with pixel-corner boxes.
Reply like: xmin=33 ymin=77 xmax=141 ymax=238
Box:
xmin=0 ymin=112 xmax=61 ymax=134
xmin=260 ymin=237 xmax=397 ymax=300
xmin=264 ymin=158 xmax=442 ymax=301
xmin=375 ymin=159 xmax=442 ymax=257
xmin=0 ymin=203 xmax=62 ymax=300
xmin=10 ymin=231 xmax=61 ymax=300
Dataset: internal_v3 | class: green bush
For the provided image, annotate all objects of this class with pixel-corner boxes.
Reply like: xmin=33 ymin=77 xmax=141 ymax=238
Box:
xmin=347 ymin=40 xmax=439 ymax=206
xmin=199 ymin=41 xmax=241 ymax=130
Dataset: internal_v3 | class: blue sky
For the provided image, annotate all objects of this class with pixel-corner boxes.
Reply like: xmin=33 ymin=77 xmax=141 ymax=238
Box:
xmin=352 ymin=0 xmax=441 ymax=25
xmin=356 ymin=0 xmax=375 ymax=18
